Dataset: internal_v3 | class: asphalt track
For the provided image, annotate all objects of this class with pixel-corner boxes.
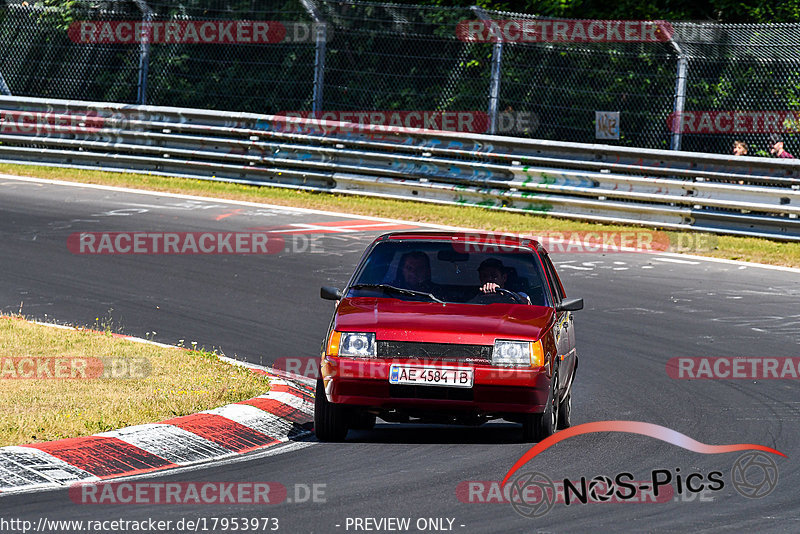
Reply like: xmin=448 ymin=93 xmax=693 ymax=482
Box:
xmin=1 ymin=175 xmax=799 ymax=533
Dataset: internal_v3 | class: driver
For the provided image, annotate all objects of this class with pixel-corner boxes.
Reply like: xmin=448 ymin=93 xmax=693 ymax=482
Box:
xmin=477 ymin=258 xmax=508 ymax=294
xmin=476 ymin=258 xmax=531 ymax=304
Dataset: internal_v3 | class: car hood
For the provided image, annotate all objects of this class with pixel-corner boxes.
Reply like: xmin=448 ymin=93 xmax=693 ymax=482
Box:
xmin=334 ymin=297 xmax=554 ymax=344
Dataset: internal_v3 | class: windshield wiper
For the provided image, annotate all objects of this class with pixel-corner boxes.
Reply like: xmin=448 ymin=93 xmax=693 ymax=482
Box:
xmin=349 ymin=284 xmax=445 ymax=304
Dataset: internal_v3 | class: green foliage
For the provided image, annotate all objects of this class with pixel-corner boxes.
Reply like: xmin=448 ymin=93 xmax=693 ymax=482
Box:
xmin=6 ymin=0 xmax=800 ymax=152
xmin=379 ymin=0 xmax=800 ymax=22
xmin=39 ymin=0 xmax=81 ymax=30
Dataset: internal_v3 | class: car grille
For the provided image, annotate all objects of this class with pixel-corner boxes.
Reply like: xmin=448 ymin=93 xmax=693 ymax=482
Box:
xmin=377 ymin=341 xmax=492 ymax=363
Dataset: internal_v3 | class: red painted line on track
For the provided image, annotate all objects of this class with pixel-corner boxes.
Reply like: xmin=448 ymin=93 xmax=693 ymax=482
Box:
xmin=269 ymin=384 xmax=314 ymax=403
xmin=246 ymin=218 xmax=419 ymax=234
xmin=215 ymin=209 xmax=242 ymax=221
xmin=239 ymin=399 xmax=312 ymax=425
xmin=27 ymin=437 xmax=176 ymax=478
xmin=162 ymin=413 xmax=279 ymax=453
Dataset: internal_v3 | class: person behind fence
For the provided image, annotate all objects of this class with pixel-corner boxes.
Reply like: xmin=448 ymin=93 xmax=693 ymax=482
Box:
xmin=732 ymin=140 xmax=748 ymax=156
xmin=769 ymin=134 xmax=794 ymax=158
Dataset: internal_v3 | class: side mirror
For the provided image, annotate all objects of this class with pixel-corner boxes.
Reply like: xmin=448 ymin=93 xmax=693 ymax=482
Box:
xmin=556 ymin=298 xmax=584 ymax=312
xmin=321 ymin=286 xmax=343 ymax=301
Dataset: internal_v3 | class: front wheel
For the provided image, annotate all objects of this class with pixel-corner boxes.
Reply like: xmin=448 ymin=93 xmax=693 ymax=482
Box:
xmin=522 ymin=372 xmax=559 ymax=442
xmin=314 ymin=379 xmax=349 ymax=442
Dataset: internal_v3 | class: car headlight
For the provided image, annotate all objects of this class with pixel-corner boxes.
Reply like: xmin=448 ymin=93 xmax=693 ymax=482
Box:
xmin=327 ymin=331 xmax=376 ymax=358
xmin=493 ymin=339 xmax=544 ymax=367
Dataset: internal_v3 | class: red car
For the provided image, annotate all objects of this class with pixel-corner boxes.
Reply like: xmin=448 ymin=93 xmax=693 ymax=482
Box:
xmin=315 ymin=231 xmax=582 ymax=441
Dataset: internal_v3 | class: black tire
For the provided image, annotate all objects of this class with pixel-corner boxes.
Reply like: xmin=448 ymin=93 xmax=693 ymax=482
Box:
xmin=314 ymin=379 xmax=349 ymax=442
xmin=349 ymin=410 xmax=377 ymax=431
xmin=557 ymin=390 xmax=571 ymax=429
xmin=521 ymin=413 xmax=540 ymax=442
xmin=522 ymin=372 xmax=559 ymax=442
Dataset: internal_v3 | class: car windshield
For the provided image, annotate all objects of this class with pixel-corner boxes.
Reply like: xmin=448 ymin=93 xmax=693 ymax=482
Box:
xmin=347 ymin=240 xmax=550 ymax=306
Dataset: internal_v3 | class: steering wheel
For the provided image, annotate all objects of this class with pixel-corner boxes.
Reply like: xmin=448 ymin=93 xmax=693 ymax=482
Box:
xmin=472 ymin=288 xmax=527 ymax=304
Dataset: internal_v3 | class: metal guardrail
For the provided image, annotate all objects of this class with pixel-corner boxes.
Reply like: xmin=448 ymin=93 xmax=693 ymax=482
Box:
xmin=0 ymin=95 xmax=799 ymax=240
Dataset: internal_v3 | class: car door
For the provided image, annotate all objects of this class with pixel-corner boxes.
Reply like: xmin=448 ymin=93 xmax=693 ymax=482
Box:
xmin=539 ymin=250 xmax=576 ymax=392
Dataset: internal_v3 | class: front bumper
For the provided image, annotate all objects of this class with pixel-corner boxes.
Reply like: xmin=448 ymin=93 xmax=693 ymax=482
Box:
xmin=322 ymin=357 xmax=550 ymax=414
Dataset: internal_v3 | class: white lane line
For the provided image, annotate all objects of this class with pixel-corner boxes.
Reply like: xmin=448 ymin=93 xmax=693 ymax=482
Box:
xmin=257 ymin=221 xmax=405 ymax=234
xmin=652 ymin=257 xmax=701 ymax=265
xmin=559 ymin=265 xmax=593 ymax=271
xmin=0 ymin=174 xmax=432 ymax=227
xmin=287 ymin=223 xmax=357 ymax=233
xmin=654 ymin=251 xmax=800 ymax=273
xmin=334 ymin=222 xmax=412 ymax=230
xmin=0 ymin=181 xmax=42 ymax=186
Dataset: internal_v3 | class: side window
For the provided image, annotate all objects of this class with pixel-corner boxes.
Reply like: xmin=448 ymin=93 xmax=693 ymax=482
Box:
xmin=540 ymin=252 xmax=564 ymax=305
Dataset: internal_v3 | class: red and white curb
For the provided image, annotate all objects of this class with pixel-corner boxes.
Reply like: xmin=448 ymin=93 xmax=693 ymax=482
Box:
xmin=0 ymin=318 xmax=316 ymax=495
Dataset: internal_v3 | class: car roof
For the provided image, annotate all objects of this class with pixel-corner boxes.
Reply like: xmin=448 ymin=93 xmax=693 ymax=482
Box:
xmin=377 ymin=231 xmax=543 ymax=250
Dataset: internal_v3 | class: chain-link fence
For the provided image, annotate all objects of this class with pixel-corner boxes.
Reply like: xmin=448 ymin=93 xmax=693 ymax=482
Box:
xmin=2 ymin=0 xmax=800 ymax=155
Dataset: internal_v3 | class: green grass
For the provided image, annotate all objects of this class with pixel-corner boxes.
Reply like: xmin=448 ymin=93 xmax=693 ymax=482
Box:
xmin=2 ymin=162 xmax=799 ymax=267
xmin=0 ymin=316 xmax=270 ymax=446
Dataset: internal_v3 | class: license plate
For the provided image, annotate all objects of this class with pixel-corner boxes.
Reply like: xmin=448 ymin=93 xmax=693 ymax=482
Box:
xmin=389 ymin=364 xmax=474 ymax=388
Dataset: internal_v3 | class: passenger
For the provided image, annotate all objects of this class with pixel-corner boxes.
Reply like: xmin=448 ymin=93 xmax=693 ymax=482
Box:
xmin=394 ymin=251 xmax=436 ymax=293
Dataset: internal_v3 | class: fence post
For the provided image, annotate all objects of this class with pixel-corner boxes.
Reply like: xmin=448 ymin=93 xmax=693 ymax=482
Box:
xmin=0 ymin=71 xmax=10 ymax=95
xmin=301 ymin=0 xmax=327 ymax=114
xmin=668 ymin=32 xmax=688 ymax=151
xmin=471 ymin=7 xmax=502 ymax=135
xmin=133 ymin=0 xmax=153 ymax=105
